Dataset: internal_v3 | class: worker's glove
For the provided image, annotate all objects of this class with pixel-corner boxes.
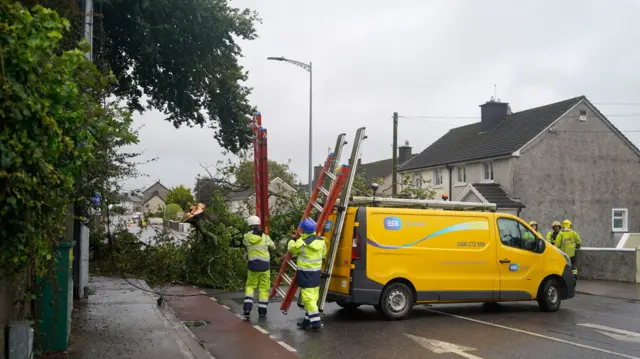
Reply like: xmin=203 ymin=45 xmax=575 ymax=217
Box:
xmin=576 ymin=243 xmax=581 ymax=249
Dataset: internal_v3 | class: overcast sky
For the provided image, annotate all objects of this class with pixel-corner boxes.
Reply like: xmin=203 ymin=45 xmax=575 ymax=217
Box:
xmin=121 ymin=0 xmax=640 ymax=193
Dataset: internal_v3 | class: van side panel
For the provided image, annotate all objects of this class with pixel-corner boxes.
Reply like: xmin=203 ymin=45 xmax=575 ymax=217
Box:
xmin=361 ymin=208 xmax=500 ymax=303
xmin=432 ymin=213 xmax=499 ymax=301
xmin=324 ymin=208 xmax=358 ymax=295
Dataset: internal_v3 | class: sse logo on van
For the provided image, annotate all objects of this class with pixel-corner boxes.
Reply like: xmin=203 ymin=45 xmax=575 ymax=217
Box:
xmin=324 ymin=220 xmax=332 ymax=233
xmin=383 ymin=217 xmax=402 ymax=230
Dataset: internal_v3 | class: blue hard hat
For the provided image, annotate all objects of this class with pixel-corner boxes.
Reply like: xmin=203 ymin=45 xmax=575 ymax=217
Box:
xmin=300 ymin=219 xmax=316 ymax=234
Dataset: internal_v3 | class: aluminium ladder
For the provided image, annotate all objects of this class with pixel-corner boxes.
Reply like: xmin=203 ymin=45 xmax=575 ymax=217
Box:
xmin=269 ymin=128 xmax=367 ymax=314
xmin=269 ymin=133 xmax=348 ymax=313
xmin=317 ymin=127 xmax=367 ymax=312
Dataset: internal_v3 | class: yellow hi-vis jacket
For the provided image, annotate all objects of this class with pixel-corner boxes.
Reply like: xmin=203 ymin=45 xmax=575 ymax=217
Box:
xmin=288 ymin=233 xmax=326 ymax=288
xmin=244 ymin=232 xmax=275 ymax=272
xmin=554 ymin=228 xmax=582 ymax=257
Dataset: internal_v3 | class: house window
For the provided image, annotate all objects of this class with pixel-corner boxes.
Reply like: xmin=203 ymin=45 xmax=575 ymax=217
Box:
xmin=456 ymin=165 xmax=466 ymax=184
xmin=483 ymin=161 xmax=494 ymax=181
xmin=612 ymin=208 xmax=628 ymax=232
xmin=412 ymin=172 xmax=422 ymax=187
xmin=433 ymin=168 xmax=443 ymax=186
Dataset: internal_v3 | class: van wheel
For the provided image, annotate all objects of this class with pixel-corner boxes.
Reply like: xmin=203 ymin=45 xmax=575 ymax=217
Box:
xmin=380 ymin=282 xmax=414 ymax=320
xmin=537 ymin=278 xmax=562 ymax=312
xmin=336 ymin=300 xmax=361 ymax=311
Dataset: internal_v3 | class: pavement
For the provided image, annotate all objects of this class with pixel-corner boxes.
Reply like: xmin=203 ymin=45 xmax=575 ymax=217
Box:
xmin=167 ymin=280 xmax=640 ymax=359
xmin=36 ymin=276 xmax=212 ymax=359
xmin=576 ymin=280 xmax=640 ymax=301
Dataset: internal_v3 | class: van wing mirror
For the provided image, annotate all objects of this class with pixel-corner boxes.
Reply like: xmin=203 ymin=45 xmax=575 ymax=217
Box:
xmin=537 ymin=238 xmax=545 ymax=252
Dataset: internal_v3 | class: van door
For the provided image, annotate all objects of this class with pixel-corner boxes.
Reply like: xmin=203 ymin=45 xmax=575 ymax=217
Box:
xmin=495 ymin=217 xmax=545 ymax=300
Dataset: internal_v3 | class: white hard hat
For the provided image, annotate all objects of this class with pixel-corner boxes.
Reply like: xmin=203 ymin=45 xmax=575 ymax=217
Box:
xmin=247 ymin=215 xmax=260 ymax=226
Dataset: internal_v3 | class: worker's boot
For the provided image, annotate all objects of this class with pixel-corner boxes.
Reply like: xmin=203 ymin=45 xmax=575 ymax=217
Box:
xmin=296 ymin=313 xmax=310 ymax=329
xmin=258 ymin=307 xmax=267 ymax=318
xmin=243 ymin=296 xmax=253 ymax=318
xmin=308 ymin=312 xmax=323 ymax=332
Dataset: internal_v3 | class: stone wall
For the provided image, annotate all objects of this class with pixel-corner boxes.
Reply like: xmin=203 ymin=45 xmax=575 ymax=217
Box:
xmin=576 ymin=248 xmax=639 ymax=283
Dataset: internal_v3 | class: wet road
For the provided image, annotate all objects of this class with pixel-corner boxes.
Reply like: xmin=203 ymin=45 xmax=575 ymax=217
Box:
xmin=209 ymin=290 xmax=640 ymax=359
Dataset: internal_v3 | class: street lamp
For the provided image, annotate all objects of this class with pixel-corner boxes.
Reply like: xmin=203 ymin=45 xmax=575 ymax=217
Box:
xmin=267 ymin=56 xmax=313 ymax=195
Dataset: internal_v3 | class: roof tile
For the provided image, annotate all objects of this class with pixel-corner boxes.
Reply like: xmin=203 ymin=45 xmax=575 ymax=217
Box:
xmin=399 ymin=96 xmax=586 ymax=171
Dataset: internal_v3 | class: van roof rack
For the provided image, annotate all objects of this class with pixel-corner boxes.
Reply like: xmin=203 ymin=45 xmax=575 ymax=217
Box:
xmin=349 ymin=196 xmax=497 ymax=211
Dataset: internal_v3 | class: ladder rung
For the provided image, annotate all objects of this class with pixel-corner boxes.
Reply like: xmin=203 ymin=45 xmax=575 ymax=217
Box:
xmin=312 ymin=201 xmax=323 ymax=212
xmin=319 ymin=186 xmax=330 ymax=196
xmin=282 ymin=273 xmax=292 ymax=285
xmin=287 ymin=259 xmax=298 ymax=270
xmin=324 ymin=171 xmax=336 ymax=181
xmin=275 ymin=287 xmax=287 ymax=298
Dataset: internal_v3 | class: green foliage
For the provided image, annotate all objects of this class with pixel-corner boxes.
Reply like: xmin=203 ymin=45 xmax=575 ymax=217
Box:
xmin=93 ymin=0 xmax=261 ymax=154
xmin=164 ymin=203 xmax=182 ymax=221
xmin=398 ymin=173 xmax=436 ymax=200
xmin=0 ymin=2 xmax=140 ymax=285
xmin=351 ymin=170 xmax=385 ymax=197
xmin=165 ymin=184 xmax=195 ymax=211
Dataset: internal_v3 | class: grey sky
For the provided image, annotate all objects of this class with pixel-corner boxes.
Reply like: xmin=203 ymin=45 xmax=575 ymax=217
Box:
xmin=122 ymin=0 xmax=640 ymax=193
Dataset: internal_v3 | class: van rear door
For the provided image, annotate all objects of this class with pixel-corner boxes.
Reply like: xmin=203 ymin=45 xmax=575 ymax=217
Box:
xmin=324 ymin=207 xmax=358 ymax=295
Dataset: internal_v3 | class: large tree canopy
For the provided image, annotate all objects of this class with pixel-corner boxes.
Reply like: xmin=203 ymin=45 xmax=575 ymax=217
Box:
xmin=96 ymin=0 xmax=260 ymax=153
xmin=19 ymin=0 xmax=261 ymax=154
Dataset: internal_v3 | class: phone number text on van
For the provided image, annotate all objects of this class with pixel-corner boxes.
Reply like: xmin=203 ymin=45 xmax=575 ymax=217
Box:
xmin=456 ymin=241 xmax=486 ymax=248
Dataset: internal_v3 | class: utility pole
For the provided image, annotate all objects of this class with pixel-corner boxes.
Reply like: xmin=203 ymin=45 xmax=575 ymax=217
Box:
xmin=391 ymin=112 xmax=398 ymax=196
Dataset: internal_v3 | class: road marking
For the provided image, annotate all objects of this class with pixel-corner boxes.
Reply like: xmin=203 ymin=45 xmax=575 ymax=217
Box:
xmin=578 ymin=323 xmax=640 ymax=344
xmin=426 ymin=309 xmax=640 ymax=359
xmin=200 ymin=290 xmax=208 ymax=294
xmin=277 ymin=341 xmax=297 ymax=352
xmin=404 ymin=334 xmax=482 ymax=359
xmin=221 ymin=304 xmax=231 ymax=310
xmin=253 ymin=325 xmax=269 ymax=334
xmin=209 ymin=297 xmax=218 ymax=302
xmin=235 ymin=313 xmax=245 ymax=320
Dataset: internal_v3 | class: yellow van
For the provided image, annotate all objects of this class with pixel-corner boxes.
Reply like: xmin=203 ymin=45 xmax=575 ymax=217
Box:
xmin=322 ymin=206 xmax=576 ymax=320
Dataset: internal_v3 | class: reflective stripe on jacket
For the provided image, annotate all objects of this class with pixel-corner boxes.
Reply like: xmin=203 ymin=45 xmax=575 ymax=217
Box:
xmin=244 ymin=232 xmax=275 ymax=272
xmin=288 ymin=233 xmax=326 ymax=288
xmin=553 ymin=229 xmax=582 ymax=257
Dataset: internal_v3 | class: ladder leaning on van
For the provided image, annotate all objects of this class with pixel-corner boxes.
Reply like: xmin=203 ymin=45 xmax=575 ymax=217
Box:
xmin=269 ymin=126 xmax=499 ymax=315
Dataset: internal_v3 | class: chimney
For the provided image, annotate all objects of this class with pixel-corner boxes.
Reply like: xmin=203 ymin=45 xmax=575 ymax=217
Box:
xmin=312 ymin=164 xmax=323 ymax=188
xmin=398 ymin=140 xmax=412 ymax=165
xmin=480 ymin=97 xmax=509 ymax=132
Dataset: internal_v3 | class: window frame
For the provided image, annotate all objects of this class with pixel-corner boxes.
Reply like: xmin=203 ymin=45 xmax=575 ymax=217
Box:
xmin=482 ymin=161 xmax=494 ymax=182
xmin=433 ymin=168 xmax=444 ymax=187
xmin=412 ymin=172 xmax=423 ymax=188
xmin=612 ymin=208 xmax=628 ymax=232
xmin=456 ymin=165 xmax=467 ymax=185
xmin=497 ymin=217 xmax=543 ymax=254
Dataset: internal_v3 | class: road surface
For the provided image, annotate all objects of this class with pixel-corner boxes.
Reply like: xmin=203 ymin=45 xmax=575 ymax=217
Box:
xmin=208 ymin=289 xmax=640 ymax=359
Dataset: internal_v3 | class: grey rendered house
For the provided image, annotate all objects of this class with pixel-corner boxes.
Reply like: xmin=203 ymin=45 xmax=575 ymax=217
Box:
xmin=398 ymin=95 xmax=640 ymax=247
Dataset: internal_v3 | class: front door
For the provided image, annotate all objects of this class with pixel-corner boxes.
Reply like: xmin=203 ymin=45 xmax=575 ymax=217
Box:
xmin=495 ymin=217 xmax=544 ymax=300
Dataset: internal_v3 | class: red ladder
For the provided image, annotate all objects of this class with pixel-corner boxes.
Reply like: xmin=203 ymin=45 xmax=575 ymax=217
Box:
xmin=252 ymin=113 xmax=269 ymax=233
xmin=269 ymin=159 xmax=350 ymax=314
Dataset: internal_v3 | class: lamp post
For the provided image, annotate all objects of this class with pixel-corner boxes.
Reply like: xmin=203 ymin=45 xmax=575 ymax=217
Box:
xmin=267 ymin=56 xmax=313 ymax=195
